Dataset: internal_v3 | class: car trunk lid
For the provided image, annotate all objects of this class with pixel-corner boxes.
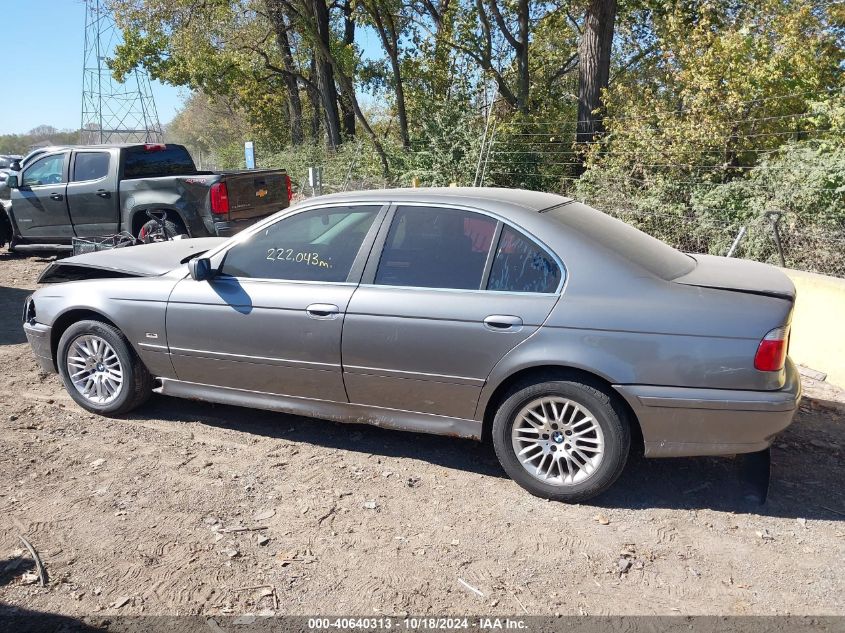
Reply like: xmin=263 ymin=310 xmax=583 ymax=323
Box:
xmin=673 ymin=254 xmax=796 ymax=301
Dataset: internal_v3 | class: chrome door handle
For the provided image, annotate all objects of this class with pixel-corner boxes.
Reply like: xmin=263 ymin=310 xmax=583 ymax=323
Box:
xmin=306 ymin=303 xmax=340 ymax=319
xmin=484 ymin=315 xmax=523 ymax=331
xmin=49 ymin=193 xmax=64 ymax=201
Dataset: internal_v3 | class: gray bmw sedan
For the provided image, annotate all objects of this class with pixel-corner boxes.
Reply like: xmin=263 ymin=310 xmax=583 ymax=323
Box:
xmin=24 ymin=188 xmax=801 ymax=501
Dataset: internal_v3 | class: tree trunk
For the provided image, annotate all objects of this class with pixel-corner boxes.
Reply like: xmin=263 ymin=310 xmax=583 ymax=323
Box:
xmin=265 ymin=0 xmax=304 ymax=145
xmin=308 ymin=55 xmax=322 ymax=142
xmin=390 ymin=53 xmax=410 ymax=148
xmin=516 ymin=0 xmax=529 ymax=112
xmin=368 ymin=6 xmax=409 ymax=148
xmin=340 ymin=0 xmax=356 ymax=137
xmin=310 ymin=0 xmax=343 ymax=149
xmin=576 ymin=0 xmax=617 ymax=144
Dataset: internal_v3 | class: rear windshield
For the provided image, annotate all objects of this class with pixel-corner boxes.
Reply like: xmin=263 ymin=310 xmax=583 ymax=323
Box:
xmin=123 ymin=145 xmax=197 ymax=179
xmin=546 ymin=203 xmax=696 ymax=280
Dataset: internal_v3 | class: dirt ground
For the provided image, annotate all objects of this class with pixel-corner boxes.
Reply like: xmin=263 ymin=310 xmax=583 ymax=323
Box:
xmin=0 ymin=250 xmax=843 ymax=620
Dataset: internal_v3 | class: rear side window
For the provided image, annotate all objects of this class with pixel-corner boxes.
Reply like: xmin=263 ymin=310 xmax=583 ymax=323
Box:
xmin=221 ymin=205 xmax=380 ymax=282
xmin=375 ymin=206 xmax=497 ymax=290
xmin=123 ymin=145 xmax=197 ymax=179
xmin=487 ymin=226 xmax=561 ymax=293
xmin=72 ymin=152 xmax=110 ymax=182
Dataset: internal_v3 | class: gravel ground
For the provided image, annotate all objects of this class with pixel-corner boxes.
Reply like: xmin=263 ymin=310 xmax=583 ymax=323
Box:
xmin=0 ymin=250 xmax=843 ymax=621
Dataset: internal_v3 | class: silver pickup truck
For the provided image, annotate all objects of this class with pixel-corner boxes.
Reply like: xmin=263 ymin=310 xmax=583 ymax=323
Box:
xmin=0 ymin=143 xmax=290 ymax=250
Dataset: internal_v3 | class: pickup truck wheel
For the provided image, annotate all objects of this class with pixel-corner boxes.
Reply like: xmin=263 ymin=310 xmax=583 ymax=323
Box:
xmin=492 ymin=380 xmax=630 ymax=503
xmin=138 ymin=218 xmax=187 ymax=243
xmin=57 ymin=320 xmax=153 ymax=416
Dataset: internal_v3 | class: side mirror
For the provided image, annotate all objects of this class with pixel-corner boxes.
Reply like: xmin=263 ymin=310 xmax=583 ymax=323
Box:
xmin=10 ymin=160 xmax=21 ymax=171
xmin=6 ymin=175 xmax=18 ymax=189
xmin=188 ymin=257 xmax=214 ymax=281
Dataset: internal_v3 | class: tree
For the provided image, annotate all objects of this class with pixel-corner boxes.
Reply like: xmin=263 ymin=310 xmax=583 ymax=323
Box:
xmin=304 ymin=0 xmax=343 ymax=148
xmin=423 ymin=0 xmax=532 ymax=112
xmin=576 ymin=0 xmax=617 ymax=143
xmin=360 ymin=0 xmax=411 ymax=147
xmin=285 ymin=0 xmax=392 ymax=174
xmin=264 ymin=0 xmax=305 ymax=144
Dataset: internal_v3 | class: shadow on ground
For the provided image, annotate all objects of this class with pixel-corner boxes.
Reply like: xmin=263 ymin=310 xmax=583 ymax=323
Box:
xmin=0 ymin=604 xmax=101 ymax=632
xmin=0 ymin=286 xmax=33 ymax=345
xmin=0 ymin=557 xmax=34 ymax=588
xmin=133 ymin=393 xmax=845 ymax=521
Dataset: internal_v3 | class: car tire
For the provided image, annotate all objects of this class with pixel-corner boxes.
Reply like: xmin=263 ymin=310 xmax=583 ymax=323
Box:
xmin=138 ymin=217 xmax=187 ymax=243
xmin=57 ymin=320 xmax=153 ymax=416
xmin=492 ymin=379 xmax=630 ymax=502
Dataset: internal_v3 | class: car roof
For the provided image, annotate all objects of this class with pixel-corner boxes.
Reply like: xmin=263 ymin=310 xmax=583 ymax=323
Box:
xmin=27 ymin=143 xmax=178 ymax=152
xmin=309 ymin=187 xmax=571 ymax=213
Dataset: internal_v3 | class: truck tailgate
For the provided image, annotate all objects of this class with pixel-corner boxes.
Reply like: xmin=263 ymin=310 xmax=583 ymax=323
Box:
xmin=224 ymin=170 xmax=288 ymax=220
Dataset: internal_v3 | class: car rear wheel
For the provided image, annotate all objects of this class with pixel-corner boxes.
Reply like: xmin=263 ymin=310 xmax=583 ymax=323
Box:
xmin=492 ymin=379 xmax=630 ymax=502
xmin=57 ymin=320 xmax=153 ymax=416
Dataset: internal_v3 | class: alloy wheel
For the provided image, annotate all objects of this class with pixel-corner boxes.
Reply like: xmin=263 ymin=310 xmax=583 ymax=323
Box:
xmin=66 ymin=335 xmax=124 ymax=405
xmin=510 ymin=396 xmax=605 ymax=486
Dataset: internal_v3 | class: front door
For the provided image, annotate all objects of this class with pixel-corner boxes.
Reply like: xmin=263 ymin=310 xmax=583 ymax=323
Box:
xmin=66 ymin=150 xmax=119 ymax=237
xmin=166 ymin=203 xmax=384 ymax=402
xmin=342 ymin=205 xmax=563 ymax=419
xmin=12 ymin=151 xmax=73 ymax=241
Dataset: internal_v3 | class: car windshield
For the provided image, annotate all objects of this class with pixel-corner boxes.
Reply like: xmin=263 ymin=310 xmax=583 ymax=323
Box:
xmin=545 ymin=202 xmax=696 ymax=280
xmin=0 ymin=158 xmax=10 ymax=169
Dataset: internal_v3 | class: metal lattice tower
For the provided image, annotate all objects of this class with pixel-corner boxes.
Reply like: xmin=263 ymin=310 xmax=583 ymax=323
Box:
xmin=80 ymin=0 xmax=163 ymax=145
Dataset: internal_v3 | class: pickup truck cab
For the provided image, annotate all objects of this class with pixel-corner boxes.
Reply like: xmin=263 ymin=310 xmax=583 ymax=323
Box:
xmin=1 ymin=143 xmax=290 ymax=248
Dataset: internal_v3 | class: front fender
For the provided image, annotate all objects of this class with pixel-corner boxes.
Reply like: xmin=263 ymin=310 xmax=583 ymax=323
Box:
xmin=33 ymin=275 xmax=180 ymax=379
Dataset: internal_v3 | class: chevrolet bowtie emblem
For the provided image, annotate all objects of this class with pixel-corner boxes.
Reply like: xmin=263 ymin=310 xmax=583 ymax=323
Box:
xmin=256 ymin=189 xmax=268 ymax=198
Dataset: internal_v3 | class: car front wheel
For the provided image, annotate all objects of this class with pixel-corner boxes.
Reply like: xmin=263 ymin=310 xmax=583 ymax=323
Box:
xmin=492 ymin=379 xmax=630 ymax=502
xmin=57 ymin=320 xmax=153 ymax=416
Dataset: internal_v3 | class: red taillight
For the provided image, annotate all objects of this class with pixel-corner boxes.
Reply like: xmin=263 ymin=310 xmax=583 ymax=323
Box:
xmin=144 ymin=143 xmax=166 ymax=152
xmin=754 ymin=326 xmax=789 ymax=372
xmin=285 ymin=174 xmax=292 ymax=202
xmin=210 ymin=182 xmax=230 ymax=215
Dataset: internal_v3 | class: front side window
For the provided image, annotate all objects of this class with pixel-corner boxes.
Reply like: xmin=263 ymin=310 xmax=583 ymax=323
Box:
xmin=487 ymin=226 xmax=561 ymax=293
xmin=22 ymin=154 xmax=65 ymax=187
xmin=72 ymin=152 xmax=110 ymax=182
xmin=220 ymin=205 xmax=380 ymax=282
xmin=375 ymin=206 xmax=497 ymax=289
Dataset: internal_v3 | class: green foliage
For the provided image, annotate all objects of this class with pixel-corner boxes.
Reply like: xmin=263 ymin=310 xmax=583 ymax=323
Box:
xmin=102 ymin=0 xmax=845 ymax=274
xmin=110 ymin=0 xmax=294 ymax=147
xmin=0 ymin=126 xmax=80 ymax=156
xmin=402 ymin=99 xmax=484 ymax=186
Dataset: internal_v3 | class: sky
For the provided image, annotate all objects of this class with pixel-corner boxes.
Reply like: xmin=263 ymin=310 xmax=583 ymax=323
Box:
xmin=0 ymin=0 xmax=184 ymax=135
xmin=0 ymin=1 xmax=386 ymax=136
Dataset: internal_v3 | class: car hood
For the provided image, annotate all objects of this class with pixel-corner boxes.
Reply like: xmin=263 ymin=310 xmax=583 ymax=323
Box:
xmin=673 ymin=254 xmax=796 ymax=300
xmin=37 ymin=237 xmax=226 ymax=284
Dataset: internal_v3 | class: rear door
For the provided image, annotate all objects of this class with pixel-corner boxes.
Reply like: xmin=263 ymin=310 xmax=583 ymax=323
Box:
xmin=341 ymin=204 xmax=563 ymax=420
xmin=166 ymin=203 xmax=386 ymax=401
xmin=11 ymin=151 xmax=72 ymax=240
xmin=66 ymin=149 xmax=119 ymax=237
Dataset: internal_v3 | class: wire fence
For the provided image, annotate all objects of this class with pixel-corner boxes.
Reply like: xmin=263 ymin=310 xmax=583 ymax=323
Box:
xmin=302 ymin=176 xmax=845 ymax=279
xmin=289 ymin=86 xmax=845 ymax=279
